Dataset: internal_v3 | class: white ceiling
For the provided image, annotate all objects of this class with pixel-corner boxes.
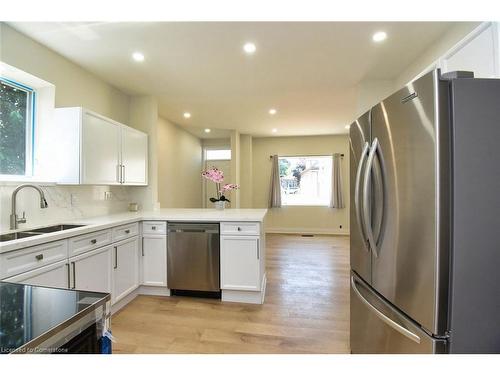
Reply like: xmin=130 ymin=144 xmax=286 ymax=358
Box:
xmin=9 ymin=22 xmax=464 ymax=137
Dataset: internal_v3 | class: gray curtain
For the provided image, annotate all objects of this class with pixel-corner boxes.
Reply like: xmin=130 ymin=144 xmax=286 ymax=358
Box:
xmin=268 ymin=155 xmax=282 ymax=208
xmin=330 ymin=153 xmax=345 ymax=208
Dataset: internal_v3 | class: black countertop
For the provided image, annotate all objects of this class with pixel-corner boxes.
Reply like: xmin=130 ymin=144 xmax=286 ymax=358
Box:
xmin=0 ymin=282 xmax=110 ymax=353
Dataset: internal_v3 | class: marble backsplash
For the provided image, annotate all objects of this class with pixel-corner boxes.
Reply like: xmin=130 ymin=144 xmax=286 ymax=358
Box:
xmin=0 ymin=184 xmax=138 ymax=232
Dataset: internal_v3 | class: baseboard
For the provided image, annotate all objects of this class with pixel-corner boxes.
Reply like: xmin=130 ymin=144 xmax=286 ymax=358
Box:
xmin=138 ymin=285 xmax=171 ymax=296
xmin=111 ymin=288 xmax=139 ymax=315
xmin=265 ymin=227 xmax=350 ymax=236
xmin=221 ymin=273 xmax=267 ymax=304
xmin=260 ymin=273 xmax=267 ymax=304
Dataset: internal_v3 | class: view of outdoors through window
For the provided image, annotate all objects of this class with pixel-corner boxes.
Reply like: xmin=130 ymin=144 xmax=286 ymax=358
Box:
xmin=0 ymin=79 xmax=31 ymax=176
xmin=279 ymin=155 xmax=332 ymax=206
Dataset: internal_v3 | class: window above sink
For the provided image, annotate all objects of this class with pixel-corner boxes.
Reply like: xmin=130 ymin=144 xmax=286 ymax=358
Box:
xmin=0 ymin=62 xmax=57 ymax=183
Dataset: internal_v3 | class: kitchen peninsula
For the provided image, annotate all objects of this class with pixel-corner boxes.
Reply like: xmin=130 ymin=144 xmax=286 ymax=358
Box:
xmin=0 ymin=209 xmax=268 ymax=314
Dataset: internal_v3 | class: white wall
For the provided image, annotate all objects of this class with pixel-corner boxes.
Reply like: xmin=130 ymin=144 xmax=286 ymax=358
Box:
xmin=0 ymin=23 xmax=130 ymax=124
xmin=0 ymin=23 xmax=136 ymax=231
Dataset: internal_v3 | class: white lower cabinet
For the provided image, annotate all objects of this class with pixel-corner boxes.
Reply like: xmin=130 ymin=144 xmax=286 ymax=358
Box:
xmin=4 ymin=260 xmax=69 ymax=289
xmin=112 ymin=237 xmax=139 ymax=303
xmin=141 ymin=236 xmax=167 ymax=287
xmin=221 ymin=236 xmax=260 ymax=291
xmin=69 ymin=245 xmax=112 ymax=293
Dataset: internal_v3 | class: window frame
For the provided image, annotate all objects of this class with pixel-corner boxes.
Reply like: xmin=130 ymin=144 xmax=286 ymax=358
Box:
xmin=0 ymin=77 xmax=36 ymax=180
xmin=278 ymin=155 xmax=333 ymax=207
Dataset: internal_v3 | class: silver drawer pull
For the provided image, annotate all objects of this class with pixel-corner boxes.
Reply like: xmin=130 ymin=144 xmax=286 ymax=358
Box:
xmin=90 ymin=239 xmax=97 ymax=244
xmin=237 ymin=227 xmax=242 ymax=231
xmin=35 ymin=254 xmax=43 ymax=261
xmin=125 ymin=229 xmax=131 ymax=234
xmin=151 ymin=226 xmax=156 ymax=230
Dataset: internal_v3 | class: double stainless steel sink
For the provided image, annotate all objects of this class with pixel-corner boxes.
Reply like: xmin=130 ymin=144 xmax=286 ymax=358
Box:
xmin=0 ymin=224 xmax=86 ymax=243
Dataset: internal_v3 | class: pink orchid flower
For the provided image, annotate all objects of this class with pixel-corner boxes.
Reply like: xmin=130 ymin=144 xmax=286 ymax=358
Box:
xmin=219 ymin=183 xmax=240 ymax=194
xmin=201 ymin=167 xmax=224 ymax=183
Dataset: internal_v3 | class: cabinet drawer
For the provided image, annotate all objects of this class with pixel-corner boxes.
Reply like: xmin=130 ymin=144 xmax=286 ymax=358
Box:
xmin=220 ymin=222 xmax=260 ymax=236
xmin=142 ymin=221 xmax=167 ymax=235
xmin=68 ymin=229 xmax=112 ymax=257
xmin=0 ymin=240 xmax=69 ymax=279
xmin=112 ymin=222 xmax=139 ymax=242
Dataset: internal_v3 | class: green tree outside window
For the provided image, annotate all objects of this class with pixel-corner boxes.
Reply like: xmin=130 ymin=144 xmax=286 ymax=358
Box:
xmin=0 ymin=79 xmax=31 ymax=175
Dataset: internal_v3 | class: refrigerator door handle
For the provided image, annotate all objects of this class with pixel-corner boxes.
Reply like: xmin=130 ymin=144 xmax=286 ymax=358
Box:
xmin=362 ymin=138 xmax=386 ymax=257
xmin=351 ymin=275 xmax=421 ymax=344
xmin=355 ymin=142 xmax=370 ymax=249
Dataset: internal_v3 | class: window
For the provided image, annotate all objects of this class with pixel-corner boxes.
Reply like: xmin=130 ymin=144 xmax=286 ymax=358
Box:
xmin=205 ymin=149 xmax=231 ymax=161
xmin=279 ymin=155 xmax=332 ymax=206
xmin=0 ymin=78 xmax=35 ymax=177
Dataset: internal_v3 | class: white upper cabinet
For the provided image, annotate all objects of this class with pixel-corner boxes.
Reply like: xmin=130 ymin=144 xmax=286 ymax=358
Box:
xmin=82 ymin=111 xmax=121 ymax=185
xmin=441 ymin=23 xmax=499 ymax=79
xmin=121 ymin=125 xmax=148 ymax=185
xmin=54 ymin=107 xmax=148 ymax=185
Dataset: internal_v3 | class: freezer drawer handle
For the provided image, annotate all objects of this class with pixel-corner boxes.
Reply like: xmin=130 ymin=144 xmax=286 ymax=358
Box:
xmin=351 ymin=276 xmax=421 ymax=344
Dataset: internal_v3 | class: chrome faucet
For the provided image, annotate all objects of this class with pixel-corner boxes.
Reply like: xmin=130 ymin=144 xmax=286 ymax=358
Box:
xmin=10 ymin=184 xmax=49 ymax=230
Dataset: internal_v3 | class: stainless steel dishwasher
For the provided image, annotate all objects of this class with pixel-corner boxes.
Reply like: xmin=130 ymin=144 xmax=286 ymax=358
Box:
xmin=167 ymin=222 xmax=220 ymax=295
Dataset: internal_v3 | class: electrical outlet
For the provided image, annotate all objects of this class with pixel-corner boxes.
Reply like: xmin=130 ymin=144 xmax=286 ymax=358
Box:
xmin=70 ymin=194 xmax=77 ymax=206
xmin=104 ymin=191 xmax=112 ymax=200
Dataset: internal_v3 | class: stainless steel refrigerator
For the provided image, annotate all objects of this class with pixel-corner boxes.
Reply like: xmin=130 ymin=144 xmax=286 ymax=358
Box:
xmin=349 ymin=69 xmax=500 ymax=354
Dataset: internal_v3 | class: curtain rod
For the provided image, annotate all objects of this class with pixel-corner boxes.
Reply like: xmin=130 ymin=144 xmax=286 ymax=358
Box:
xmin=269 ymin=153 xmax=344 ymax=159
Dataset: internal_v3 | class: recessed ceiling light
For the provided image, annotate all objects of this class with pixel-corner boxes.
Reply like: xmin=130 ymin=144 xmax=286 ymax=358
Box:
xmin=183 ymin=112 xmax=191 ymax=119
xmin=243 ymin=42 xmax=256 ymax=54
xmin=269 ymin=108 xmax=277 ymax=115
xmin=204 ymin=128 xmax=211 ymax=133
xmin=132 ymin=52 xmax=145 ymax=62
xmin=272 ymin=128 xmax=277 ymax=133
xmin=372 ymin=31 xmax=387 ymax=43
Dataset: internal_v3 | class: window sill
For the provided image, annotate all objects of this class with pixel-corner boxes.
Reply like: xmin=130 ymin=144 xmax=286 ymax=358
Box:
xmin=0 ymin=176 xmax=56 ymax=186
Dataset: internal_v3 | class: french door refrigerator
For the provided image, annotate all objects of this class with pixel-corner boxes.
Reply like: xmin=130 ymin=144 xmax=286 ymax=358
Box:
xmin=349 ymin=69 xmax=500 ymax=354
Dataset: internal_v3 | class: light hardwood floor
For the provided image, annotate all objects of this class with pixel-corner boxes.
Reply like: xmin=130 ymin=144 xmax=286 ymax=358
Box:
xmin=111 ymin=234 xmax=350 ymax=354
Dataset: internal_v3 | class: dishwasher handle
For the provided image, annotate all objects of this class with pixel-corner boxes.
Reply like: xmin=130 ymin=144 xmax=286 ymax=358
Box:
xmin=168 ymin=223 xmax=220 ymax=234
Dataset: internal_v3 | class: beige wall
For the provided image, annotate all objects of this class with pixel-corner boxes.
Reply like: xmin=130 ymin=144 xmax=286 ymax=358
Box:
xmin=157 ymin=117 xmax=203 ymax=208
xmin=252 ymin=135 xmax=349 ymax=235
xmin=239 ymin=134 xmax=253 ymax=208
xmin=0 ymin=23 xmax=130 ymax=124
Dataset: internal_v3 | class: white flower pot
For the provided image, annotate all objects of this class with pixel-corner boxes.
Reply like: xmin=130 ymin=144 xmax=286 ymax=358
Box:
xmin=214 ymin=201 xmax=226 ymax=210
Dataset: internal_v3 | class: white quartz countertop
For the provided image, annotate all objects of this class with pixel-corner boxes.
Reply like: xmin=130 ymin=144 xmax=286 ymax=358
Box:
xmin=0 ymin=208 xmax=267 ymax=253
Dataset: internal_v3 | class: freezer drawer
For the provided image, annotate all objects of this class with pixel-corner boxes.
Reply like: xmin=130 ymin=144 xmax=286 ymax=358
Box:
xmin=350 ymin=272 xmax=446 ymax=354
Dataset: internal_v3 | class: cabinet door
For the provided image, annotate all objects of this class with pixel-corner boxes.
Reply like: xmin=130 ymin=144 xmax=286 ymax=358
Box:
xmin=142 ymin=236 xmax=167 ymax=287
xmin=121 ymin=125 xmax=148 ymax=185
xmin=81 ymin=111 xmax=121 ymax=185
xmin=442 ymin=23 xmax=499 ymax=78
xmin=220 ymin=236 xmax=260 ymax=291
xmin=112 ymin=237 xmax=139 ymax=303
xmin=3 ymin=260 xmax=69 ymax=289
xmin=71 ymin=246 xmax=112 ymax=293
